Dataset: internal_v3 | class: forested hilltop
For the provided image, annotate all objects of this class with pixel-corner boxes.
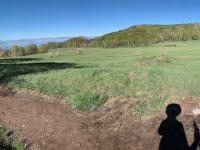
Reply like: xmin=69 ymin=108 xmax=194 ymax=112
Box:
xmin=1 ymin=23 xmax=200 ymax=57
xmin=89 ymin=23 xmax=200 ymax=48
xmin=38 ymin=23 xmax=200 ymax=49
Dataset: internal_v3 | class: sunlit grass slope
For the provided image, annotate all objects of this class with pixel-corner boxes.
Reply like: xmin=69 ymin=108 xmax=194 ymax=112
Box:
xmin=1 ymin=40 xmax=200 ymax=115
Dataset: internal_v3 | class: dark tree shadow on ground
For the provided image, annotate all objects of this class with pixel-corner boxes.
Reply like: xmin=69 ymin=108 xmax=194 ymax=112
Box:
xmin=0 ymin=57 xmax=40 ymax=63
xmin=0 ymin=57 xmax=87 ymax=84
xmin=158 ymin=103 xmax=200 ymax=150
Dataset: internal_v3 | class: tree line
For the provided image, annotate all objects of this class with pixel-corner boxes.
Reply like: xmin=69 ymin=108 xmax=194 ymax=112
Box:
xmin=0 ymin=37 xmax=89 ymax=57
xmin=0 ymin=44 xmax=41 ymax=57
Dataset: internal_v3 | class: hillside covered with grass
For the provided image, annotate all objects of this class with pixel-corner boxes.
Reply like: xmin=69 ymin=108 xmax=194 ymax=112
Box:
xmin=1 ymin=40 xmax=200 ymax=116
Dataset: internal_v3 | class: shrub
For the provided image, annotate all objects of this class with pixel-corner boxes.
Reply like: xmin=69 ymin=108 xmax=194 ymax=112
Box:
xmin=10 ymin=45 xmax=25 ymax=56
xmin=24 ymin=44 xmax=38 ymax=55
xmin=38 ymin=44 xmax=50 ymax=53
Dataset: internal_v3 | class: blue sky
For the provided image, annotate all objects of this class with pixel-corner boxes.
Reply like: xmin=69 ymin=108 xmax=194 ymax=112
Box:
xmin=0 ymin=0 xmax=200 ymax=40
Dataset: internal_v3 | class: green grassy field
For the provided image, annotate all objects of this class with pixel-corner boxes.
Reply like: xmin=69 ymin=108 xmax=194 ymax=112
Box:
xmin=1 ymin=40 xmax=200 ymax=116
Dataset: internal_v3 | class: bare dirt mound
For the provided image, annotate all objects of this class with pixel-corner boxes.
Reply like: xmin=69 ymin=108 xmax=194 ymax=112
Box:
xmin=0 ymin=85 xmax=200 ymax=150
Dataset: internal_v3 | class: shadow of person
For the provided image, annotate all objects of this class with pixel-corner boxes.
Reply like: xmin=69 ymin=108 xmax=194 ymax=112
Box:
xmin=158 ymin=103 xmax=200 ymax=150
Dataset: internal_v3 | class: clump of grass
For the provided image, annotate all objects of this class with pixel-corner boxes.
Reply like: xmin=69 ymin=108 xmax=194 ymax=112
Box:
xmin=69 ymin=91 xmax=108 ymax=111
xmin=141 ymin=54 xmax=174 ymax=65
xmin=135 ymin=93 xmax=168 ymax=118
xmin=75 ymin=48 xmax=84 ymax=55
xmin=0 ymin=124 xmax=24 ymax=150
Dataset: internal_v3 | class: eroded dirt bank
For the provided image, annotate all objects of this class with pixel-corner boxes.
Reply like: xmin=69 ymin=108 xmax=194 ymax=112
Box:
xmin=0 ymin=85 xmax=199 ymax=150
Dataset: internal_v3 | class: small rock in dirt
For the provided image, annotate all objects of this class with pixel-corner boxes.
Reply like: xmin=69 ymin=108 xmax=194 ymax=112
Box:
xmin=192 ymin=108 xmax=200 ymax=115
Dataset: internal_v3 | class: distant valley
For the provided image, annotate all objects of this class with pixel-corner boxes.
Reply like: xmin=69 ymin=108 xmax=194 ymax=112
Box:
xmin=0 ymin=37 xmax=71 ymax=49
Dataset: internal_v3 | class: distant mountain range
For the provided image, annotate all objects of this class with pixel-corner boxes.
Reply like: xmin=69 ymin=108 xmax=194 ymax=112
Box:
xmin=0 ymin=37 xmax=72 ymax=49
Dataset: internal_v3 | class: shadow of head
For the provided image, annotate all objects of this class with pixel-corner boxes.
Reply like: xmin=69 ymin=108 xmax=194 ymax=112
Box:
xmin=159 ymin=104 xmax=200 ymax=150
xmin=166 ymin=103 xmax=181 ymax=118
xmin=158 ymin=104 xmax=190 ymax=150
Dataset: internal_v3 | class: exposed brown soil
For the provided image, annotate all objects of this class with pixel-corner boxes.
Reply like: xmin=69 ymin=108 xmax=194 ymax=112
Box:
xmin=0 ymin=85 xmax=200 ymax=150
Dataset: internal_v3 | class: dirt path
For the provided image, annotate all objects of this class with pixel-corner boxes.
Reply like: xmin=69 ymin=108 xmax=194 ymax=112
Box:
xmin=0 ymin=86 xmax=96 ymax=150
xmin=0 ymin=85 xmax=200 ymax=150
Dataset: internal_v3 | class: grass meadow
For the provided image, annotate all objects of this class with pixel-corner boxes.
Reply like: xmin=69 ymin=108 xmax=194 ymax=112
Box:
xmin=1 ymin=40 xmax=200 ymax=116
